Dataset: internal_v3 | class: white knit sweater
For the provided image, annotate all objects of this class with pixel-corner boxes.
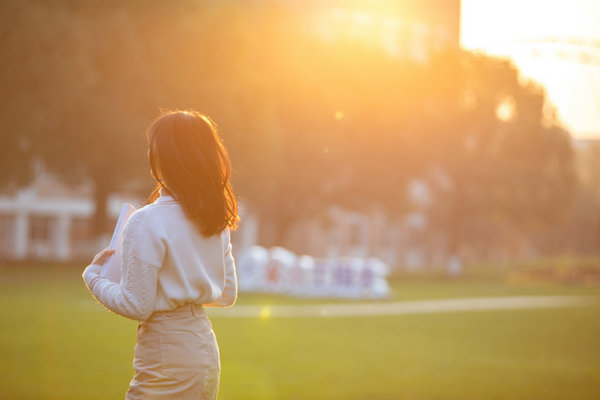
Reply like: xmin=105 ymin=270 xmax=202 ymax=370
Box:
xmin=82 ymin=190 xmax=237 ymax=321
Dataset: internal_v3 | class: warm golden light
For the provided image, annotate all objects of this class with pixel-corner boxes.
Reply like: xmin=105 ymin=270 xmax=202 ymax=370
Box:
xmin=259 ymin=306 xmax=271 ymax=320
xmin=496 ymin=96 xmax=516 ymax=122
xmin=461 ymin=0 xmax=600 ymax=138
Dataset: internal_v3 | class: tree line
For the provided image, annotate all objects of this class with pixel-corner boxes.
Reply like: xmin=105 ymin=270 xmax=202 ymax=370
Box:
xmin=0 ymin=0 xmax=577 ymax=260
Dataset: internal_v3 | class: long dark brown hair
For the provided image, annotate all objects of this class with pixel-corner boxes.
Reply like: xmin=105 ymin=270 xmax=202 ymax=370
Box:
xmin=145 ymin=110 xmax=239 ymax=236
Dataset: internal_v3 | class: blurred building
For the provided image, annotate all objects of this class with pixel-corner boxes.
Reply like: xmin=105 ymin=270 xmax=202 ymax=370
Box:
xmin=0 ymin=161 xmax=448 ymax=268
xmin=0 ymin=163 xmax=137 ymax=261
xmin=0 ymin=162 xmax=257 ymax=263
xmin=280 ymin=180 xmax=447 ymax=270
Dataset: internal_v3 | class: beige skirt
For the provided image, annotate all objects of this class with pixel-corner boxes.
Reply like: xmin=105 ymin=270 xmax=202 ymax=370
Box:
xmin=125 ymin=303 xmax=220 ymax=400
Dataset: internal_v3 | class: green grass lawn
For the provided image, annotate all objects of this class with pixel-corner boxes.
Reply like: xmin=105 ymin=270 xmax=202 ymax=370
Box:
xmin=1 ymin=263 xmax=599 ymax=400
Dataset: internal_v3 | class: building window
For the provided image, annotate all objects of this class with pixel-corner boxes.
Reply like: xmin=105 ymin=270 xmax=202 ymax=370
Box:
xmin=0 ymin=214 xmax=15 ymax=256
xmin=29 ymin=216 xmax=53 ymax=242
xmin=71 ymin=217 xmax=92 ymax=241
xmin=28 ymin=215 xmax=56 ymax=259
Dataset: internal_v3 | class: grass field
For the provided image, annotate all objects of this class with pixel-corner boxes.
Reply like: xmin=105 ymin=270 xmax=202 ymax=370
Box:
xmin=1 ymin=263 xmax=599 ymax=400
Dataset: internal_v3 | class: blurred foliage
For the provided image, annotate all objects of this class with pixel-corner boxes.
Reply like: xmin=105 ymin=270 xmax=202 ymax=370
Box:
xmin=418 ymin=52 xmax=576 ymax=256
xmin=0 ymin=0 xmax=577 ymax=249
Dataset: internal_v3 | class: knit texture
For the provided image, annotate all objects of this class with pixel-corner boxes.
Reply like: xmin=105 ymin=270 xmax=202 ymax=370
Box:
xmin=83 ymin=211 xmax=161 ymax=320
xmin=83 ymin=193 xmax=237 ymax=321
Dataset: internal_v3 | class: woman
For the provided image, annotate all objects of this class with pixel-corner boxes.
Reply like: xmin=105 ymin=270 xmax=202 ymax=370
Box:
xmin=82 ymin=110 xmax=239 ymax=399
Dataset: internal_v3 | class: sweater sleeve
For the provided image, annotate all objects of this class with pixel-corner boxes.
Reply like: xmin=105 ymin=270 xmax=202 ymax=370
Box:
xmin=205 ymin=228 xmax=237 ymax=308
xmin=82 ymin=210 xmax=165 ymax=321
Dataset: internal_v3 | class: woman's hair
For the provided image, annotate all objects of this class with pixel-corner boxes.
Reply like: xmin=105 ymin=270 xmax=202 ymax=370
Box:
xmin=145 ymin=110 xmax=239 ymax=236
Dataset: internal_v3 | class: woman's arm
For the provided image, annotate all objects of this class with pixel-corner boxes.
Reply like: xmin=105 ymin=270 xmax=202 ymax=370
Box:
xmin=205 ymin=228 xmax=237 ymax=308
xmin=82 ymin=211 xmax=164 ymax=321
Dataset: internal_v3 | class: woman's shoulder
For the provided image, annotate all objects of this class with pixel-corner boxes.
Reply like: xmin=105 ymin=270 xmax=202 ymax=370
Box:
xmin=130 ymin=201 xmax=192 ymax=233
xmin=135 ymin=200 xmax=182 ymax=216
xmin=126 ymin=203 xmax=170 ymax=230
xmin=128 ymin=203 xmax=153 ymax=223
xmin=122 ymin=203 xmax=175 ymax=246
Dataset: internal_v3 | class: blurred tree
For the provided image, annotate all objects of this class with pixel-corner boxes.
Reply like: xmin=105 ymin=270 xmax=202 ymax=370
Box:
xmin=0 ymin=0 xmax=251 ymax=235
xmin=0 ymin=0 xmax=157 ymax=233
xmin=0 ymin=0 xmax=60 ymax=189
xmin=417 ymin=51 xmax=576 ymax=264
xmin=219 ymin=5 xmax=427 ymax=245
xmin=0 ymin=0 xmax=577 ymax=258
xmin=540 ymin=142 xmax=600 ymax=255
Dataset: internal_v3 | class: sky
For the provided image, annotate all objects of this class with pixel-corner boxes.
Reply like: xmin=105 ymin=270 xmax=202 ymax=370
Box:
xmin=461 ymin=0 xmax=600 ymax=140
